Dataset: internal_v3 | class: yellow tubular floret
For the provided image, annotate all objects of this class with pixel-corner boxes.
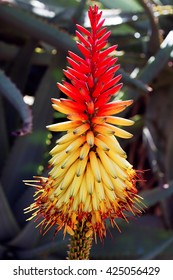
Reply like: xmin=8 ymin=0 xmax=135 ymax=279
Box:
xmin=97 ymin=134 xmax=126 ymax=156
xmin=52 ymin=103 xmax=74 ymax=115
xmin=105 ymin=116 xmax=134 ymax=126
xmin=69 ymin=172 xmax=85 ymax=197
xmin=73 ymin=123 xmax=90 ymax=135
xmin=56 ymin=132 xmax=79 ymax=145
xmin=103 ymin=185 xmax=116 ymax=202
xmin=86 ymin=130 xmax=95 ymax=147
xmin=95 ymin=180 xmax=105 ymax=201
xmin=113 ymin=163 xmax=128 ymax=181
xmin=65 ymin=135 xmax=86 ymax=153
xmin=76 ymin=155 xmax=88 ymax=176
xmin=91 ymin=190 xmax=99 ymax=211
xmin=96 ymin=148 xmax=117 ymax=179
xmin=103 ymin=123 xmax=133 ymax=139
xmin=50 ymin=142 xmax=70 ymax=155
xmin=61 ymin=150 xmax=80 ymax=169
xmin=79 ymin=143 xmax=90 ymax=160
xmin=49 ymin=164 xmax=68 ymax=179
xmin=53 ymin=183 xmax=66 ymax=197
xmin=59 ymin=159 xmax=79 ymax=190
xmin=83 ymin=194 xmax=92 ymax=212
xmin=94 ymin=124 xmax=114 ymax=135
xmin=112 ymin=177 xmax=127 ymax=200
xmin=46 ymin=120 xmax=82 ymax=132
xmin=79 ymin=173 xmax=87 ymax=203
xmin=89 ymin=151 xmax=102 ymax=183
xmin=97 ymin=158 xmax=115 ymax=190
xmin=56 ymin=187 xmax=71 ymax=207
xmin=85 ymin=162 xmax=95 ymax=195
xmin=71 ymin=194 xmax=80 ymax=211
xmin=106 ymin=151 xmax=132 ymax=169
xmin=49 ymin=150 xmax=67 ymax=165
xmin=113 ymin=126 xmax=133 ymax=139
xmin=94 ymin=136 xmax=110 ymax=151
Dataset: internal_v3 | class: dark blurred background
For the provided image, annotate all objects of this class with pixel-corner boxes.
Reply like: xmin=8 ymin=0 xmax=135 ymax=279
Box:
xmin=0 ymin=0 xmax=173 ymax=260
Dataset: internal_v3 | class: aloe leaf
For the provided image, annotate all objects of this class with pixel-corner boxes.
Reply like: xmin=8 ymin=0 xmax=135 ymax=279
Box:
xmin=0 ymin=42 xmax=18 ymax=61
xmin=143 ymin=125 xmax=163 ymax=177
xmin=26 ymin=0 xmax=80 ymax=8
xmin=8 ymin=221 xmax=40 ymax=249
xmin=50 ymin=0 xmax=79 ymax=6
xmin=7 ymin=38 xmax=38 ymax=92
xmin=138 ymin=31 xmax=173 ymax=84
xmin=0 ymin=183 xmax=20 ymax=242
xmin=140 ymin=0 xmax=160 ymax=54
xmin=100 ymin=0 xmax=143 ymax=12
xmin=0 ymin=70 xmax=32 ymax=136
xmin=18 ymin=238 xmax=67 ymax=259
xmin=0 ymin=42 xmax=52 ymax=66
xmin=0 ymin=5 xmax=78 ymax=54
xmin=91 ymin=216 xmax=173 ymax=259
xmin=140 ymin=235 xmax=173 ymax=260
xmin=0 ymin=97 xmax=9 ymax=170
xmin=111 ymin=23 xmax=137 ymax=34
xmin=139 ymin=180 xmax=173 ymax=208
xmin=120 ymin=31 xmax=173 ymax=104
xmin=118 ymin=69 xmax=151 ymax=93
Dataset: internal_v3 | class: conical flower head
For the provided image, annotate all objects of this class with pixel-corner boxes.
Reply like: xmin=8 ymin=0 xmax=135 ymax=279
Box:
xmin=25 ymin=5 xmax=143 ymax=240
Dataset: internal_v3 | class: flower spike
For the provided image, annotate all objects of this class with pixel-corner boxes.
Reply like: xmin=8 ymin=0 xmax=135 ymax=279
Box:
xmin=24 ymin=5 xmax=143 ymax=242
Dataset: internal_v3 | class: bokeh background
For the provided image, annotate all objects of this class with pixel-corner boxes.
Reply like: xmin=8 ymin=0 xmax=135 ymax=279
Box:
xmin=0 ymin=0 xmax=173 ymax=260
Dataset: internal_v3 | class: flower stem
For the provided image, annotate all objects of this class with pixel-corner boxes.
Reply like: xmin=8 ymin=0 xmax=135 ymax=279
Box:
xmin=67 ymin=221 xmax=93 ymax=260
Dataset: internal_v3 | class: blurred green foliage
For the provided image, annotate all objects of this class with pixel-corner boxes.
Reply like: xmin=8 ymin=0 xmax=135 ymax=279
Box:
xmin=0 ymin=0 xmax=173 ymax=260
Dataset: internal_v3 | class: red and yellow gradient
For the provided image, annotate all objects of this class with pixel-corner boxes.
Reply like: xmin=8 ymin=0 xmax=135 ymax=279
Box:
xmin=25 ymin=5 xmax=143 ymax=240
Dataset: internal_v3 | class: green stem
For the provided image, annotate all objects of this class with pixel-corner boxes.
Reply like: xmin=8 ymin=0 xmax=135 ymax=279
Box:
xmin=67 ymin=222 xmax=93 ymax=260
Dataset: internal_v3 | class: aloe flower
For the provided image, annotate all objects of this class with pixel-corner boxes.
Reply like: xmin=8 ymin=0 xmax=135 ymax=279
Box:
xmin=25 ymin=5 xmax=142 ymax=259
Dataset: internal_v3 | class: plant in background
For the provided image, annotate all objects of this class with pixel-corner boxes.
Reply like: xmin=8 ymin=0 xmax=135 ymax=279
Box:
xmin=24 ymin=4 xmax=143 ymax=260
